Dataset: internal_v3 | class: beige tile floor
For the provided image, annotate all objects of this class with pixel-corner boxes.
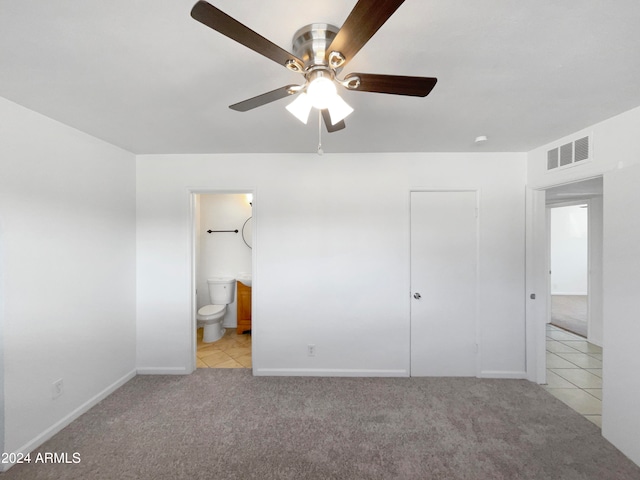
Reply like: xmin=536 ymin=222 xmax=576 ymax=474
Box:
xmin=196 ymin=328 xmax=252 ymax=368
xmin=544 ymin=324 xmax=603 ymax=427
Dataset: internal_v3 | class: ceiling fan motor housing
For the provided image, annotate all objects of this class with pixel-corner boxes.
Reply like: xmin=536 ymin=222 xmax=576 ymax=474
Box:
xmin=291 ymin=23 xmax=342 ymax=73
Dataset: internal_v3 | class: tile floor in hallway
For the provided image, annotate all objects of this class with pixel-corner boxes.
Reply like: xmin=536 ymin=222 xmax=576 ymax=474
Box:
xmin=544 ymin=324 xmax=603 ymax=427
xmin=197 ymin=328 xmax=252 ymax=368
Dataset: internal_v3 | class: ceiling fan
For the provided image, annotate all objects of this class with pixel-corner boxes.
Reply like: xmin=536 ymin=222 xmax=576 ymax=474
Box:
xmin=190 ymin=0 xmax=437 ymax=133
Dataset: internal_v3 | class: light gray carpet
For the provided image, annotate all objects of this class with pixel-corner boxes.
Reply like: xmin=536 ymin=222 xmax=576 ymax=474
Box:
xmin=5 ymin=370 xmax=640 ymax=479
xmin=551 ymin=295 xmax=588 ymax=337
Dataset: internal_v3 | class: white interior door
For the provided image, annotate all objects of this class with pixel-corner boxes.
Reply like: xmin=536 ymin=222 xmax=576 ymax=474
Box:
xmin=410 ymin=190 xmax=478 ymax=376
xmin=525 ymin=187 xmax=548 ymax=383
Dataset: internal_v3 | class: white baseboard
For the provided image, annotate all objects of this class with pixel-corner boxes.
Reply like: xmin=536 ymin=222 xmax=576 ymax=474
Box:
xmin=1 ymin=369 xmax=136 ymax=473
xmin=254 ymin=368 xmax=409 ymax=377
xmin=479 ymin=370 xmax=528 ymax=379
xmin=136 ymin=366 xmax=190 ymax=375
xmin=256 ymin=369 xmax=528 ymax=379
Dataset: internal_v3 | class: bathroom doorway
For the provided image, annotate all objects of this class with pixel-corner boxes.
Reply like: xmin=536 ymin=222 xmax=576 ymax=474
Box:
xmin=191 ymin=191 xmax=254 ymax=369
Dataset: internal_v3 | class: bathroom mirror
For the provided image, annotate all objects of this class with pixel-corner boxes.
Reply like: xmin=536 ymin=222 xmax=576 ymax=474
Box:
xmin=242 ymin=216 xmax=252 ymax=249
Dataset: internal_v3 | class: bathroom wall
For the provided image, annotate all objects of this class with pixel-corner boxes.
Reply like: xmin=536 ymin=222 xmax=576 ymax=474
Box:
xmin=0 ymin=97 xmax=137 ymax=467
xmin=197 ymin=194 xmax=252 ymax=327
xmin=136 ymin=152 xmax=527 ymax=377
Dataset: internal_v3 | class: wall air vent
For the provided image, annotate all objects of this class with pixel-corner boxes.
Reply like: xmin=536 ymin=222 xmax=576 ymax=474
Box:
xmin=547 ymin=148 xmax=559 ymax=170
xmin=574 ymin=136 xmax=589 ymax=162
xmin=560 ymin=142 xmax=573 ymax=166
xmin=546 ymin=135 xmax=591 ymax=171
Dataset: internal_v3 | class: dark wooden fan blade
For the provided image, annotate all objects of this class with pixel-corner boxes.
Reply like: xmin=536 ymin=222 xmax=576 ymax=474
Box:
xmin=229 ymin=85 xmax=300 ymax=112
xmin=321 ymin=109 xmax=346 ymax=133
xmin=327 ymin=0 xmax=406 ymax=67
xmin=344 ymin=73 xmax=437 ymax=97
xmin=191 ymin=1 xmax=304 ymax=71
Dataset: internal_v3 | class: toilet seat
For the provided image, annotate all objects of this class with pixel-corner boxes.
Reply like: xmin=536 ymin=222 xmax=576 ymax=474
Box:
xmin=197 ymin=304 xmax=226 ymax=324
xmin=198 ymin=304 xmax=225 ymax=317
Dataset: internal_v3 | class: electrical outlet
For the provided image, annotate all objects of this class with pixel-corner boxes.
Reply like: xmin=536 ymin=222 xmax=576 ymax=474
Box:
xmin=307 ymin=344 xmax=316 ymax=357
xmin=52 ymin=379 xmax=64 ymax=399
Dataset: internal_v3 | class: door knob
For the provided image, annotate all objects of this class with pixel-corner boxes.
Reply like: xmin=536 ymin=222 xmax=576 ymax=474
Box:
xmin=413 ymin=293 xmax=421 ymax=299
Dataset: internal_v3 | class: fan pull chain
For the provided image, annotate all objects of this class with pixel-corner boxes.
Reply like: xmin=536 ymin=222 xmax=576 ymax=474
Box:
xmin=317 ymin=110 xmax=324 ymax=156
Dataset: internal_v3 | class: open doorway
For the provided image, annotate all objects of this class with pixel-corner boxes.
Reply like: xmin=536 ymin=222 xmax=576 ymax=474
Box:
xmin=545 ymin=177 xmax=603 ymax=345
xmin=542 ymin=178 xmax=603 ymax=427
xmin=549 ymin=204 xmax=589 ymax=337
xmin=191 ymin=192 xmax=254 ymax=369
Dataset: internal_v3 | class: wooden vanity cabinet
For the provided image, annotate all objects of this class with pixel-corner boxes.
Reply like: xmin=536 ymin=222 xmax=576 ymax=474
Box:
xmin=236 ymin=281 xmax=252 ymax=334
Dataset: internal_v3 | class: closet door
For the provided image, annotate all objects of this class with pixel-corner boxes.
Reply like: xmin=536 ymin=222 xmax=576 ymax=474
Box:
xmin=410 ymin=191 xmax=478 ymax=376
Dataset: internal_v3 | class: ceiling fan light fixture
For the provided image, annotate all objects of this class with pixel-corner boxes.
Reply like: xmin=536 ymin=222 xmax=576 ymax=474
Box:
xmin=286 ymin=92 xmax=312 ymax=124
xmin=327 ymin=94 xmax=354 ymax=125
xmin=306 ymin=76 xmax=337 ymax=109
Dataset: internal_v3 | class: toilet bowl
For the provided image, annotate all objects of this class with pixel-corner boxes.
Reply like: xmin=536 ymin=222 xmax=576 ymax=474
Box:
xmin=197 ymin=304 xmax=226 ymax=343
xmin=197 ymin=276 xmax=235 ymax=343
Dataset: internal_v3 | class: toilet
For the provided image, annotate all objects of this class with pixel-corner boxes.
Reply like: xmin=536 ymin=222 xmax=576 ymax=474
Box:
xmin=197 ymin=276 xmax=236 ymax=343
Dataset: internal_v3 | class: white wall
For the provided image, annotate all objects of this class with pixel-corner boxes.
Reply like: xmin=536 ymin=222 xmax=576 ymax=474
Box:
xmin=550 ymin=205 xmax=588 ymax=295
xmin=528 ymin=105 xmax=640 ymax=466
xmin=136 ymin=152 xmax=527 ymax=377
xmin=603 ymin=164 xmax=640 ymax=467
xmin=197 ymin=194 xmax=252 ymax=327
xmin=0 ymin=97 xmax=137 ymax=465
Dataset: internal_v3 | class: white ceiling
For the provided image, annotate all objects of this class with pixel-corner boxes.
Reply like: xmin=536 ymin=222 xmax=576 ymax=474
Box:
xmin=2 ymin=1 xmax=639 ymax=154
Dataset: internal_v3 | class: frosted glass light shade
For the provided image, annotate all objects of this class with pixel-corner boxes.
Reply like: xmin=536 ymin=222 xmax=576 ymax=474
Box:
xmin=326 ymin=94 xmax=354 ymax=125
xmin=286 ymin=93 xmax=312 ymax=124
xmin=286 ymin=86 xmax=354 ymax=126
xmin=306 ymin=77 xmax=337 ymax=109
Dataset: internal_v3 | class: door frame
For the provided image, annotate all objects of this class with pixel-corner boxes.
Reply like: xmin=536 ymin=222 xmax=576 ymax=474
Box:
xmin=526 ymin=176 xmax=603 ymax=383
xmin=188 ymin=188 xmax=256 ymax=373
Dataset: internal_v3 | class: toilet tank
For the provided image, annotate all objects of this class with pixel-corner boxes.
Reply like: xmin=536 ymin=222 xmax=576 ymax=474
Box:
xmin=207 ymin=276 xmax=236 ymax=305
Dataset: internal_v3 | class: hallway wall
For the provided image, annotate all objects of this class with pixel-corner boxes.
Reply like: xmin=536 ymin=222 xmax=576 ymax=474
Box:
xmin=550 ymin=205 xmax=588 ymax=295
